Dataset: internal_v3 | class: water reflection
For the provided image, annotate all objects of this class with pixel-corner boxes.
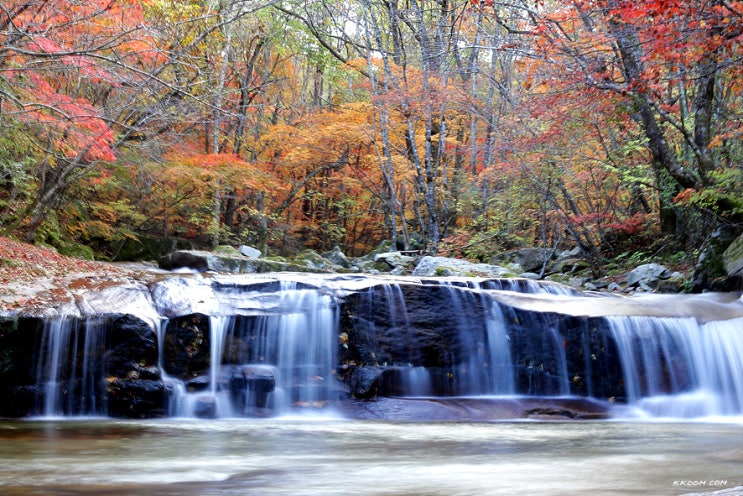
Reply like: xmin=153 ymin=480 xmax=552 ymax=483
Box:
xmin=0 ymin=419 xmax=741 ymax=495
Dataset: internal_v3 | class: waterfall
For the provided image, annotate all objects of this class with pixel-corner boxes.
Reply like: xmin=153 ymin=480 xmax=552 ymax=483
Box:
xmin=445 ymin=285 xmax=518 ymax=396
xmin=227 ymin=284 xmax=338 ymax=414
xmin=179 ymin=315 xmax=234 ymax=418
xmin=443 ymin=284 xmax=490 ymax=395
xmin=608 ymin=315 xmax=743 ymax=417
xmin=12 ymin=273 xmax=743 ymax=420
xmin=33 ymin=317 xmax=107 ymax=417
xmin=483 ymin=299 xmax=515 ymax=395
xmin=159 ymin=281 xmax=338 ymax=417
xmin=350 ymin=280 xmax=519 ymax=396
xmin=398 ymin=366 xmax=433 ymax=396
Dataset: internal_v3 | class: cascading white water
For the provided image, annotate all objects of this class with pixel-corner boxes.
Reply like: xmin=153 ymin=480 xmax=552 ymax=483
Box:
xmin=546 ymin=325 xmax=571 ymax=396
xmin=607 ymin=315 xmax=743 ymax=417
xmin=699 ymin=317 xmax=743 ymax=414
xmin=157 ymin=315 xmax=234 ymax=418
xmin=80 ymin=317 xmax=106 ymax=415
xmin=482 ymin=298 xmax=515 ymax=395
xmin=35 ymin=317 xmax=73 ymax=417
xmin=442 ymin=284 xmax=490 ymax=395
xmin=233 ymin=283 xmax=338 ymax=414
xmin=438 ymin=284 xmax=519 ymax=396
xmin=160 ymin=281 xmax=339 ymax=417
xmin=399 ymin=366 xmax=433 ymax=396
xmin=480 ymin=278 xmax=579 ymax=295
xmin=34 ymin=317 xmax=107 ymax=417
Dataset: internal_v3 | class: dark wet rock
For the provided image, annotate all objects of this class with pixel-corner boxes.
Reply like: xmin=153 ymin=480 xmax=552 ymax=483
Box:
xmin=338 ymin=283 xmax=628 ymax=400
xmin=225 ymin=365 xmax=277 ymax=412
xmin=503 ymin=308 xmax=625 ymax=399
xmin=348 ymin=366 xmax=383 ymax=399
xmin=0 ymin=314 xmax=162 ymax=417
xmin=192 ymin=396 xmax=218 ymax=418
xmin=162 ymin=314 xmax=210 ymax=378
xmin=342 ymin=284 xmax=485 ymax=368
xmin=240 ymin=365 xmax=276 ymax=393
xmin=0 ymin=341 xmax=39 ymax=414
xmin=0 ymin=317 xmax=42 ymax=388
xmin=185 ymin=374 xmax=211 ymax=392
xmin=107 ymin=378 xmax=169 ymax=418
xmin=106 ymin=314 xmax=159 ymax=377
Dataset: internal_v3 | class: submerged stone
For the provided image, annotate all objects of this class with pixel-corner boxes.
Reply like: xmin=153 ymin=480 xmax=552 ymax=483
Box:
xmin=336 ymin=396 xmax=612 ymax=421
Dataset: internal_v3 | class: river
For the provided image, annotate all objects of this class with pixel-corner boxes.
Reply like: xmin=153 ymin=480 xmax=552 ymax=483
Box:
xmin=1 ymin=418 xmax=741 ymax=496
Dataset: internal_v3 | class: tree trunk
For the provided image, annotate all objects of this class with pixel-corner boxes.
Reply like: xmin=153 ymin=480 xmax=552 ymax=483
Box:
xmin=605 ymin=10 xmax=700 ymax=236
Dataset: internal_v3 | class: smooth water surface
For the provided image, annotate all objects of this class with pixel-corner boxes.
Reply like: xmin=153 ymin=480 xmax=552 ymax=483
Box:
xmin=0 ymin=419 xmax=741 ymax=496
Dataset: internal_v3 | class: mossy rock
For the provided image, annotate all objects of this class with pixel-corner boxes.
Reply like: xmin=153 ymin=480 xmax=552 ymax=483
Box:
xmin=723 ymin=233 xmax=743 ymax=277
xmin=692 ymin=226 xmax=743 ymax=292
xmin=214 ymin=245 xmax=240 ymax=255
xmin=58 ymin=242 xmax=95 ymax=261
xmin=114 ymin=236 xmax=192 ymax=262
xmin=293 ymin=249 xmax=342 ymax=271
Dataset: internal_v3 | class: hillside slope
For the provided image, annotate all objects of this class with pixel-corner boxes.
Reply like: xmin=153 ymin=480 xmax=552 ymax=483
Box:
xmin=0 ymin=237 xmax=125 ymax=312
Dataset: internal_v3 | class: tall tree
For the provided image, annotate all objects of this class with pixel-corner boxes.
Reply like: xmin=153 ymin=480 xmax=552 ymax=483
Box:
xmin=500 ymin=0 xmax=743 ymax=244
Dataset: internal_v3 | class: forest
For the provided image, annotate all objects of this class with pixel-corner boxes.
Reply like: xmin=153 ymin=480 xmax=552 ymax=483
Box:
xmin=1 ymin=0 xmax=742 ymax=272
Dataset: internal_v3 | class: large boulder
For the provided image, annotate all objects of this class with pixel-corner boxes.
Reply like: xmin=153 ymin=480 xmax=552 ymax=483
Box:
xmin=113 ymin=235 xmax=192 ymax=262
xmin=159 ymin=250 xmax=255 ymax=272
xmin=491 ymin=247 xmax=555 ymax=273
xmin=294 ymin=249 xmax=343 ymax=271
xmin=322 ymin=246 xmax=353 ymax=269
xmin=375 ymin=251 xmax=416 ymax=273
xmin=238 ymin=245 xmax=261 ymax=258
xmin=723 ymin=233 xmax=743 ymax=281
xmin=412 ymin=256 xmax=515 ymax=277
xmin=626 ymin=263 xmax=671 ymax=291
xmin=107 ymin=378 xmax=169 ymax=418
xmin=692 ymin=226 xmax=742 ymax=292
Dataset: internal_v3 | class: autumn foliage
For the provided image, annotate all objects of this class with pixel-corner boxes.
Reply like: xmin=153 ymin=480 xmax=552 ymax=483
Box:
xmin=1 ymin=0 xmax=742 ymax=266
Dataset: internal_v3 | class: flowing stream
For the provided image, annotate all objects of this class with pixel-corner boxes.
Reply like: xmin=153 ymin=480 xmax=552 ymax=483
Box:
xmin=0 ymin=418 xmax=741 ymax=496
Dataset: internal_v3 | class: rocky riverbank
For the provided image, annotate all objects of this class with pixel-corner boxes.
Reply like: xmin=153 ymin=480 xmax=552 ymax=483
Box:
xmin=3 ymin=230 xmax=743 ymax=317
